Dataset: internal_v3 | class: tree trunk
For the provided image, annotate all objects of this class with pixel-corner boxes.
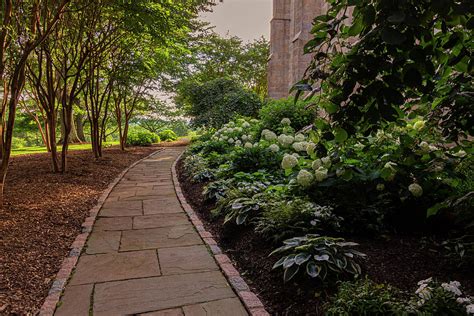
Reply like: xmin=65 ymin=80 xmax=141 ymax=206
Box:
xmin=47 ymin=116 xmax=60 ymax=173
xmin=75 ymin=114 xmax=86 ymax=142
xmin=59 ymin=109 xmax=81 ymax=144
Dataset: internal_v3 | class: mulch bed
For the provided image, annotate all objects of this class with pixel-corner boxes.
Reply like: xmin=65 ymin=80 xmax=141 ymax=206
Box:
xmin=176 ymin=158 xmax=474 ymax=315
xmin=0 ymin=146 xmax=158 ymax=315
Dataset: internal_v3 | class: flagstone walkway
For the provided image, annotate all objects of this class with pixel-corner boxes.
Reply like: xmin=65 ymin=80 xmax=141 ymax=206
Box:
xmin=55 ymin=148 xmax=248 ymax=316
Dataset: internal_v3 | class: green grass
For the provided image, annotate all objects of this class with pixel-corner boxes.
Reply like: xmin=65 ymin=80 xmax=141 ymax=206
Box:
xmin=12 ymin=141 xmax=120 ymax=156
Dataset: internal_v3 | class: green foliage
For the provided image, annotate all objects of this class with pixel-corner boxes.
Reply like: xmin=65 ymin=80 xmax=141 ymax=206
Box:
xmin=126 ymin=128 xmax=160 ymax=146
xmin=177 ymin=78 xmax=263 ymax=128
xmin=271 ymin=235 xmax=366 ymax=283
xmin=256 ymin=201 xmax=342 ymax=242
xmin=326 ymin=279 xmax=406 ymax=315
xmin=299 ymin=0 xmax=473 ymax=140
xmin=183 ymin=154 xmax=214 ymax=183
xmin=11 ymin=137 xmax=27 ymax=149
xmin=158 ymin=129 xmax=178 ymax=142
xmin=259 ymin=98 xmax=316 ymax=132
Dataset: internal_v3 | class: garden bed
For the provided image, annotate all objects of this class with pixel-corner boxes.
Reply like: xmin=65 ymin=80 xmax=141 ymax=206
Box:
xmin=177 ymin=158 xmax=474 ymax=315
xmin=0 ymin=146 xmax=158 ymax=315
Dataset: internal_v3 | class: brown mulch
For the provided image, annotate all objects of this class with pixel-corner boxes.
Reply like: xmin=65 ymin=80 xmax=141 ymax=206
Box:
xmin=0 ymin=146 xmax=158 ymax=315
xmin=176 ymin=158 xmax=474 ymax=315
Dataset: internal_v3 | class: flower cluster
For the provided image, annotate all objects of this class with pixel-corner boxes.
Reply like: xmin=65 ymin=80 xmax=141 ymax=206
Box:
xmin=261 ymin=129 xmax=277 ymax=141
xmin=278 ymin=134 xmax=294 ymax=147
xmin=297 ymin=169 xmax=314 ymax=187
xmin=281 ymin=154 xmax=298 ymax=170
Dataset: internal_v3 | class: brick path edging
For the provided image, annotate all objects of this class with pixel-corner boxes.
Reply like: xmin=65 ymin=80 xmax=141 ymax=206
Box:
xmin=39 ymin=149 xmax=163 ymax=316
xmin=171 ymin=152 xmax=270 ymax=316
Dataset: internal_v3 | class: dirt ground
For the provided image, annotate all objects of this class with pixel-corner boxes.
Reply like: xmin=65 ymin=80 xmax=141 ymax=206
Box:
xmin=0 ymin=146 xmax=158 ymax=315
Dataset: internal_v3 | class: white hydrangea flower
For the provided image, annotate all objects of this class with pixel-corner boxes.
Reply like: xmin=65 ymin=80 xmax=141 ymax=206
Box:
xmin=281 ymin=154 xmax=298 ymax=169
xmin=235 ymin=140 xmax=242 ymax=146
xmin=250 ymin=119 xmax=259 ymax=124
xmin=306 ymin=142 xmax=316 ymax=156
xmin=264 ymin=130 xmax=277 ymax=141
xmin=218 ymin=137 xmax=224 ymax=142
xmin=376 ymin=184 xmax=385 ymax=191
xmin=281 ymin=118 xmax=291 ymax=125
xmin=242 ymin=122 xmax=250 ymax=128
xmin=269 ymin=144 xmax=280 ymax=152
xmin=295 ymin=134 xmax=305 ymax=142
xmin=457 ymin=297 xmax=471 ymax=304
xmin=297 ymin=169 xmax=314 ymax=187
xmin=227 ymin=121 xmax=235 ymax=127
xmin=441 ymin=281 xmax=462 ymax=296
xmin=409 ymin=183 xmax=423 ymax=197
xmin=417 ymin=277 xmax=433 ymax=286
xmin=314 ymin=167 xmax=328 ymax=182
xmin=278 ymin=134 xmax=294 ymax=147
xmin=466 ymin=304 xmax=474 ymax=314
xmin=253 ymin=142 xmax=259 ymax=147
xmin=321 ymin=156 xmax=332 ymax=168
xmin=292 ymin=153 xmax=300 ymax=158
xmin=312 ymin=159 xmax=322 ymax=170
xmin=222 ymin=135 xmax=228 ymax=141
xmin=235 ymin=127 xmax=243 ymax=133
xmin=244 ymin=142 xmax=253 ymax=148
xmin=242 ymin=135 xmax=248 ymax=141
xmin=228 ymin=138 xmax=235 ymax=144
xmin=292 ymin=142 xmax=308 ymax=152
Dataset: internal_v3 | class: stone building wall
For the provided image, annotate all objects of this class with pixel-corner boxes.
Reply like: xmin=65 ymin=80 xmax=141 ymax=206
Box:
xmin=268 ymin=0 xmax=328 ymax=99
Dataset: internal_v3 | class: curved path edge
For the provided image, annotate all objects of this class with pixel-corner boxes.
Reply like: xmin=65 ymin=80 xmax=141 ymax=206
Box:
xmin=39 ymin=149 xmax=163 ymax=316
xmin=171 ymin=152 xmax=270 ymax=316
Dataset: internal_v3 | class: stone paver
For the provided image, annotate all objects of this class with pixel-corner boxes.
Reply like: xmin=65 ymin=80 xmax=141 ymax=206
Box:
xmin=158 ymin=245 xmax=219 ymax=275
xmin=93 ymin=272 xmax=235 ymax=315
xmin=182 ymin=298 xmax=248 ymax=316
xmin=55 ymin=284 xmax=93 ymax=316
xmin=70 ymin=250 xmax=160 ymax=285
xmin=55 ymin=148 xmax=248 ymax=315
xmin=85 ymin=231 xmax=121 ymax=254
xmin=120 ymin=225 xmax=202 ymax=251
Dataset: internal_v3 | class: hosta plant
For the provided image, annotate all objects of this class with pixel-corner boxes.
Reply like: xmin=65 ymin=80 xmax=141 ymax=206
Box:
xmin=223 ymin=195 xmax=264 ymax=225
xmin=271 ymin=235 xmax=366 ymax=283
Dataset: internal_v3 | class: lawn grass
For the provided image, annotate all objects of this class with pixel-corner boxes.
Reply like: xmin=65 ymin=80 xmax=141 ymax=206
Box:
xmin=12 ymin=141 xmax=120 ymax=156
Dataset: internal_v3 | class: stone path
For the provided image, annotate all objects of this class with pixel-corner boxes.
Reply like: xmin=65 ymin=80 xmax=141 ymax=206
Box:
xmin=55 ymin=148 xmax=248 ymax=316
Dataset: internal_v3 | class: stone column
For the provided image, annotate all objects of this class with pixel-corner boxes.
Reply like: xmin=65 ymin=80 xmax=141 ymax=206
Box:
xmin=267 ymin=0 xmax=291 ymax=99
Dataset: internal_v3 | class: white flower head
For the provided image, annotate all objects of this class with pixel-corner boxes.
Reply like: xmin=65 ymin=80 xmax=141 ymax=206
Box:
xmin=312 ymin=159 xmax=322 ymax=170
xmin=441 ymin=281 xmax=462 ymax=296
xmin=244 ymin=142 xmax=253 ymax=149
xmin=264 ymin=130 xmax=277 ymax=141
xmin=292 ymin=141 xmax=308 ymax=152
xmin=295 ymin=134 xmax=305 ymax=142
xmin=409 ymin=183 xmax=423 ymax=197
xmin=235 ymin=140 xmax=242 ymax=146
xmin=314 ymin=167 xmax=328 ymax=182
xmin=278 ymin=134 xmax=294 ymax=147
xmin=269 ymin=144 xmax=280 ymax=153
xmin=457 ymin=297 xmax=471 ymax=304
xmin=227 ymin=121 xmax=235 ymax=127
xmin=281 ymin=154 xmax=298 ymax=170
xmin=297 ymin=169 xmax=314 ymax=187
xmin=228 ymin=138 xmax=235 ymax=144
xmin=281 ymin=118 xmax=291 ymax=126
xmin=466 ymin=304 xmax=474 ymax=314
xmin=242 ymin=135 xmax=248 ymax=141
xmin=242 ymin=122 xmax=250 ymax=128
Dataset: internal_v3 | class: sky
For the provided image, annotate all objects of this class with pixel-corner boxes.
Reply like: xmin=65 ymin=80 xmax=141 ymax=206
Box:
xmin=200 ymin=0 xmax=272 ymax=42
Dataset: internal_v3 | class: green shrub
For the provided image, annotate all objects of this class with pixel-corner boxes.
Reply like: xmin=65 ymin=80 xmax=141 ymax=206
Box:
xmin=326 ymin=279 xmax=406 ymax=315
xmin=158 ymin=129 xmax=178 ymax=142
xmin=271 ymin=235 xmax=366 ymax=283
xmin=183 ymin=154 xmax=214 ymax=183
xmin=12 ymin=137 xmax=27 ymax=149
xmin=127 ymin=129 xmax=160 ymax=146
xmin=178 ymin=78 xmax=262 ymax=128
xmin=256 ymin=201 xmax=342 ymax=242
xmin=259 ymin=98 xmax=316 ymax=132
